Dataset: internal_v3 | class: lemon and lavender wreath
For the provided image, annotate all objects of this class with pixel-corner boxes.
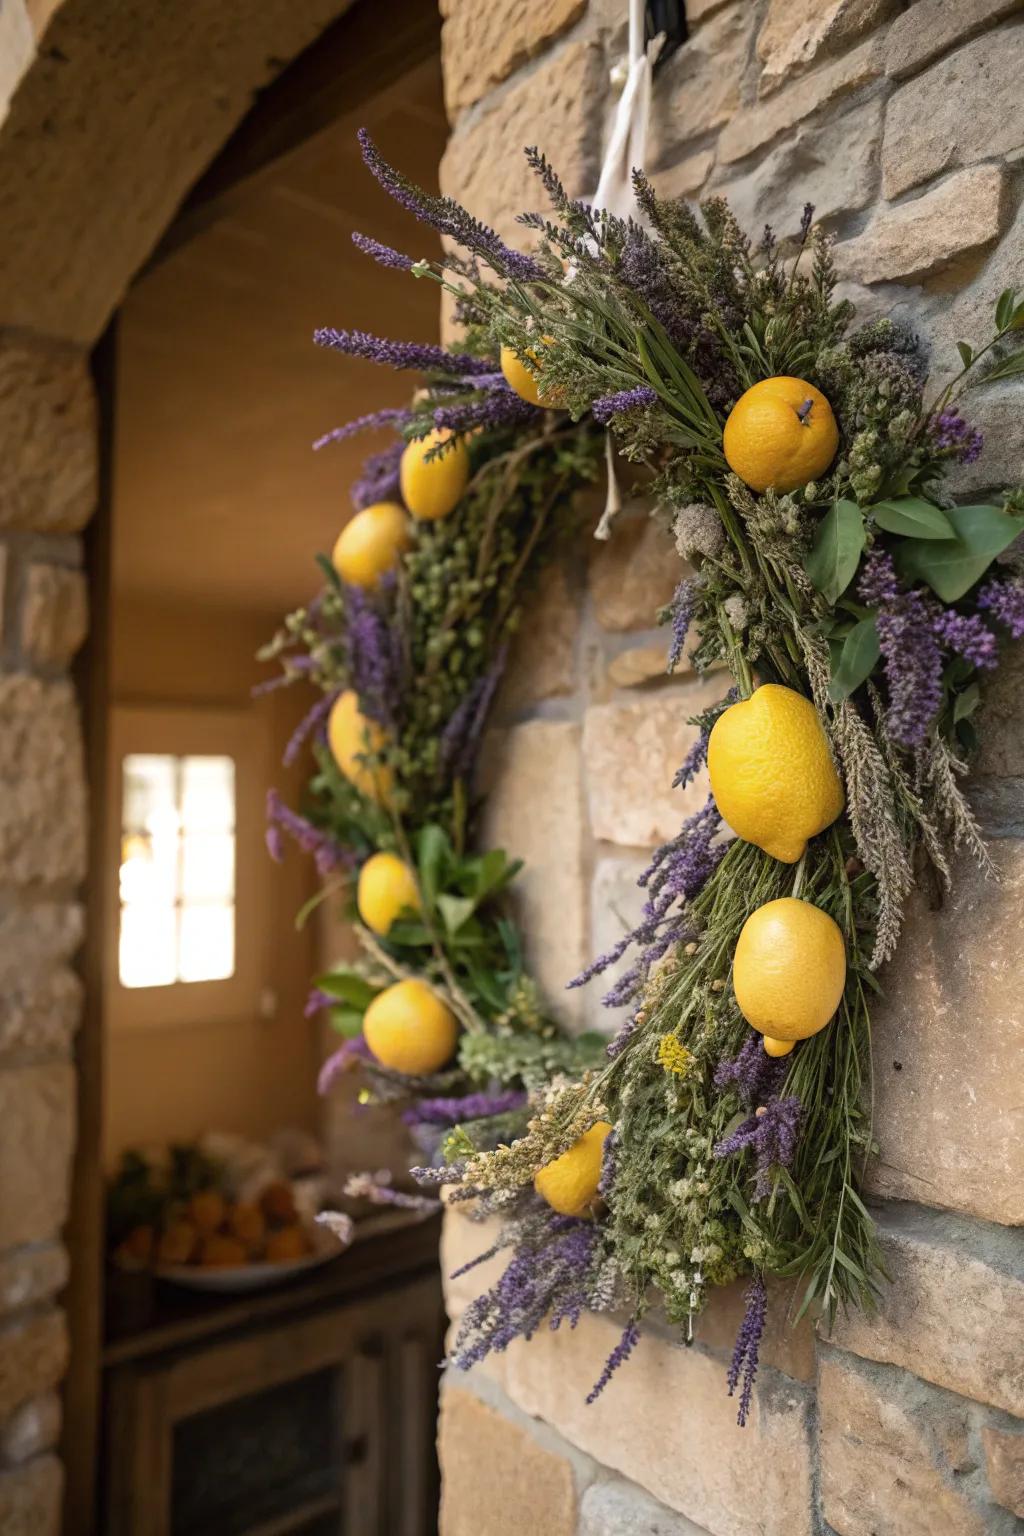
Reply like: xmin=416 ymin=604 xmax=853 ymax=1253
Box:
xmin=264 ymin=131 xmax=1024 ymax=1421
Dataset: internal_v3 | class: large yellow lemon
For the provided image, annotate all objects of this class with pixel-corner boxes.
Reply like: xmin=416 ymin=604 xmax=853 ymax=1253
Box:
xmin=500 ymin=340 xmax=558 ymax=407
xmin=534 ymin=1121 xmax=613 ymax=1217
xmin=362 ymin=978 xmax=458 ymax=1075
xmin=708 ymin=684 xmax=843 ymax=863
xmin=327 ymin=690 xmax=394 ymax=806
xmin=733 ymin=897 xmax=846 ymax=1057
xmin=399 ymin=428 xmax=470 ymax=521
xmin=723 ymin=376 xmax=839 ymax=493
xmin=332 ymin=502 xmax=411 ymax=588
xmin=357 ymin=851 xmax=420 ymax=936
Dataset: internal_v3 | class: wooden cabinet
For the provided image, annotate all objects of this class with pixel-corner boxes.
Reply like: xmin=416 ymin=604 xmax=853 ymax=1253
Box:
xmin=102 ymin=1214 xmax=443 ymax=1536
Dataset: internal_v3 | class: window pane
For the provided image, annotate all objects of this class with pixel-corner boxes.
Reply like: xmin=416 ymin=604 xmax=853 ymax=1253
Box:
xmin=178 ymin=903 xmax=235 ymax=983
xmin=120 ymin=903 xmax=177 ymax=988
xmin=119 ymin=831 xmax=177 ymax=907
xmin=181 ymin=756 xmax=235 ymax=831
xmin=122 ymin=754 xmax=177 ymax=836
xmin=181 ymin=834 xmax=235 ymax=902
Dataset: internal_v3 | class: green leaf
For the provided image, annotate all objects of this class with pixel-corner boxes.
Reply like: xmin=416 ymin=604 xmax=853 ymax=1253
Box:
xmin=327 ymin=1007 xmax=365 ymax=1038
xmin=871 ymin=497 xmax=955 ymax=540
xmin=385 ymin=919 xmax=433 ymax=948
xmin=995 ymin=287 xmax=1016 ymax=333
xmin=953 ymin=682 xmax=981 ymax=723
xmin=437 ymin=893 xmax=477 ymax=935
xmin=416 ymin=823 xmax=450 ymax=908
xmin=983 ymin=348 xmax=1024 ymax=383
xmin=805 ymin=500 xmax=865 ymax=604
xmin=313 ymin=970 xmax=378 ymax=1010
xmin=956 ymin=340 xmax=974 ymax=369
xmin=895 ymin=504 xmax=1024 ymax=601
xmin=827 ymin=616 xmax=880 ymax=703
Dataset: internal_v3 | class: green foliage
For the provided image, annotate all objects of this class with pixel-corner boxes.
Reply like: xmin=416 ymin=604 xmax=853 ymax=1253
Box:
xmin=896 ymin=504 xmax=1024 ymax=602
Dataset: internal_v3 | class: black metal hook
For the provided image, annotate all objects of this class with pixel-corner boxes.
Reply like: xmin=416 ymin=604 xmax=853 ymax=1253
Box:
xmin=645 ymin=0 xmax=688 ymax=72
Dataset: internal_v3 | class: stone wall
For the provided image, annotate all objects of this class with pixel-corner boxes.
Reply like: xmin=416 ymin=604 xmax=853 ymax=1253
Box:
xmin=437 ymin=2 xmax=1024 ymax=1532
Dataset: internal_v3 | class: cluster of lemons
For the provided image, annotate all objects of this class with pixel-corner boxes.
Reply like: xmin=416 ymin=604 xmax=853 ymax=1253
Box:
xmin=325 ymin=355 xmax=847 ymax=1219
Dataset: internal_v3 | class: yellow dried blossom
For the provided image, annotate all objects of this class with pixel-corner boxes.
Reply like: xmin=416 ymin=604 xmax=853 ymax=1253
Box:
xmin=657 ymin=1035 xmax=693 ymax=1077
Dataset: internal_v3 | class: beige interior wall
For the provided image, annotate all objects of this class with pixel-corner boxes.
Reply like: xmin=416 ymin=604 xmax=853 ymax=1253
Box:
xmin=102 ymin=595 xmax=319 ymax=1165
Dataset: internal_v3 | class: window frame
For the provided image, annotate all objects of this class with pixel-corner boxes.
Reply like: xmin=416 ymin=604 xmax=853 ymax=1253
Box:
xmin=105 ymin=704 xmax=269 ymax=1031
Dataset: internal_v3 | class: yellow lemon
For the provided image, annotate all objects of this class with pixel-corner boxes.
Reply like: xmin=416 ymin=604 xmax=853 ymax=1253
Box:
xmin=332 ymin=502 xmax=411 ymax=588
xmin=723 ymin=376 xmax=839 ymax=493
xmin=327 ymin=690 xmax=394 ymax=806
xmin=708 ymin=684 xmax=844 ymax=864
xmin=500 ymin=339 xmax=558 ymax=407
xmin=733 ymin=897 xmax=846 ymax=1056
xmin=399 ymin=428 xmax=470 ymax=521
xmin=534 ymin=1121 xmax=613 ymax=1218
xmin=356 ymin=851 xmax=420 ymax=936
xmin=362 ymin=978 xmax=458 ymax=1075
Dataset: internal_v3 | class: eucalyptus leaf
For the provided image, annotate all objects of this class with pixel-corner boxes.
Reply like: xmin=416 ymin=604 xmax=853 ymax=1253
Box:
xmin=437 ymin=892 xmax=477 ymax=935
xmin=956 ymin=340 xmax=974 ymax=369
xmin=953 ymin=682 xmax=980 ymax=723
xmin=805 ymin=499 xmax=865 ymax=604
xmin=871 ymin=497 xmax=955 ymax=541
xmin=995 ymin=288 xmax=1016 ymax=333
xmin=313 ymin=970 xmax=379 ymax=1011
xmin=983 ymin=349 xmax=1024 ymax=384
xmin=416 ymin=823 xmax=449 ymax=908
xmin=895 ymin=504 xmax=1024 ymax=601
xmin=827 ymin=616 xmax=880 ymax=703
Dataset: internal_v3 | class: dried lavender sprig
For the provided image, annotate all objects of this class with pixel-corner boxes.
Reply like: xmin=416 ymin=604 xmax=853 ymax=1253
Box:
xmin=265 ymin=789 xmax=352 ymax=876
xmin=317 ymin=1034 xmax=373 ymax=1095
xmin=344 ymin=581 xmax=406 ymax=728
xmin=438 ymin=646 xmax=508 ymax=781
xmin=283 ymin=690 xmax=335 ymax=767
xmin=403 ymin=1089 xmax=527 ymax=1127
xmin=351 ymin=442 xmax=404 ymax=510
xmin=357 ymin=128 xmax=546 ymax=284
xmin=586 ymin=1318 xmax=639 ymax=1404
xmin=713 ymin=1095 xmax=803 ymax=1201
xmin=713 ymin=1034 xmax=786 ymax=1106
xmin=592 ymin=385 xmax=657 ymax=424
xmin=978 ymin=575 xmax=1024 ymax=638
xmin=344 ymin=1171 xmax=440 ymax=1212
xmin=351 ymin=230 xmax=416 ymax=271
xmin=314 ymin=326 xmax=495 ymax=378
xmin=313 ymin=407 xmax=414 ymax=452
xmin=727 ymin=1274 xmax=767 ymax=1428
xmin=433 ymin=389 xmax=540 ymax=434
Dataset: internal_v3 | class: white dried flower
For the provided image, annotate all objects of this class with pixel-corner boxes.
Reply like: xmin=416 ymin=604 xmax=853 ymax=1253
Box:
xmin=723 ymin=593 xmax=748 ymax=631
xmin=674 ymin=501 xmax=726 ymax=561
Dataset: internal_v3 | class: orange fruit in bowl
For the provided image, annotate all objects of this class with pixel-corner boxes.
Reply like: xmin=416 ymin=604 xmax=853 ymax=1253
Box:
xmin=328 ymin=690 xmax=394 ymax=806
xmin=265 ymin=1225 xmax=311 ymax=1263
xmin=399 ymin=428 xmax=470 ymax=521
xmin=260 ymin=1181 xmax=298 ymax=1226
xmin=332 ymin=502 xmax=411 ymax=588
xmin=198 ymin=1234 xmax=248 ymax=1268
xmin=228 ymin=1202 xmax=266 ymax=1250
xmin=188 ymin=1188 xmax=226 ymax=1234
xmin=723 ymin=376 xmax=839 ymax=493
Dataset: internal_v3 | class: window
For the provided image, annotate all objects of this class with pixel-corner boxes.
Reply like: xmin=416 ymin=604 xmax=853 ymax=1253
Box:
xmin=119 ymin=754 xmax=236 ymax=987
xmin=106 ymin=706 xmax=268 ymax=1029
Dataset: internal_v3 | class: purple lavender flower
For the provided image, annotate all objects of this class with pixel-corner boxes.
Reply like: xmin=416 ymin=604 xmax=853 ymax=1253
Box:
xmin=932 ymin=609 xmax=998 ymax=670
xmin=304 ymin=987 xmax=335 ymax=1019
xmin=714 ymin=1034 xmax=787 ymax=1105
xmin=344 ymin=582 xmax=406 ymax=728
xmin=665 ymin=577 xmax=701 ymax=673
xmin=402 ymin=1089 xmax=527 ymax=1127
xmin=317 ymin=1034 xmax=374 ymax=1095
xmin=357 ymin=129 xmax=546 ymax=284
xmin=351 ymin=442 xmax=404 ymax=510
xmin=727 ymin=1274 xmax=767 ymax=1428
xmin=592 ymin=385 xmax=658 ymax=424
xmin=587 ymin=1319 xmax=639 ymax=1403
xmin=265 ymin=788 xmax=352 ymax=877
xmin=978 ymin=576 xmax=1024 ymax=639
xmin=931 ymin=406 xmax=984 ymax=465
xmin=351 ymin=231 xmax=416 ymax=271
xmin=283 ymin=690 xmax=335 ymax=767
xmin=597 ymin=1129 xmax=618 ymax=1200
xmin=433 ymin=388 xmax=540 ymax=434
xmin=857 ymin=547 xmax=900 ymax=607
xmin=672 ymin=689 xmax=738 ymax=789
xmin=859 ymin=552 xmax=942 ymax=748
xmin=713 ymin=1095 xmax=803 ymax=1201
xmin=313 ymin=407 xmax=414 ymax=452
xmin=314 ymin=326 xmax=495 ymax=378
xmin=343 ymin=1171 xmax=439 ymax=1212
xmin=438 ymin=646 xmax=508 ymax=781
xmin=605 ymin=1014 xmax=638 ymax=1059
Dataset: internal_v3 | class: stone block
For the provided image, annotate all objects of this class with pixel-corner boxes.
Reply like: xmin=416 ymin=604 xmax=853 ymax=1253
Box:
xmin=0 ymin=1391 xmax=61 ymax=1466
xmin=886 ymin=0 xmax=1024 ymax=79
xmin=694 ymin=1277 xmax=816 ymax=1385
xmin=865 ymin=841 xmax=1024 ymax=1225
xmin=0 ymin=339 xmax=96 ymax=535
xmin=440 ymin=0 xmax=586 ymax=117
xmin=649 ymin=4 xmax=752 ymax=162
xmin=503 ymin=1309 xmax=815 ymax=1536
xmin=982 ymin=1425 xmax=1024 ymax=1518
xmin=0 ymin=1064 xmax=75 ymax=1250
xmin=0 ymin=1455 xmax=61 ymax=1536
xmin=438 ymin=1384 xmax=577 ymax=1536
xmin=818 ymin=1353 xmax=1015 ymax=1536
xmin=20 ymin=563 xmax=88 ymax=667
xmin=756 ymin=0 xmax=898 ymax=97
xmin=944 ymin=384 xmax=1024 ymax=498
xmin=0 ymin=965 xmax=82 ymax=1062
xmin=0 ymin=1311 xmax=67 ymax=1420
xmin=0 ymin=1244 xmax=67 ymax=1319
xmin=583 ymin=678 xmax=723 ymax=846
xmin=883 ymin=26 xmax=1024 ymax=199
xmin=0 ymin=676 xmax=86 ymax=888
xmin=498 ymin=560 xmax=578 ymax=718
xmin=0 ymin=903 xmax=83 ymax=988
xmin=441 ymin=1207 xmax=507 ymax=1330
xmin=711 ymin=97 xmax=883 ymax=240
xmin=440 ymin=38 xmax=603 ymax=247
xmin=480 ymin=721 xmax=587 ymax=1024
xmin=606 ymin=643 xmax=671 ymax=689
xmin=718 ymin=33 xmax=886 ymax=165
xmin=838 ymin=164 xmax=1006 ymax=286
xmin=586 ymin=854 xmax=649 ymax=1031
xmin=589 ymin=514 xmax=682 ymax=632
xmin=828 ymin=1203 xmax=1024 ymax=1417
xmin=579 ymin=1478 xmax=711 ymax=1536
xmin=651 ymin=151 xmax=714 ymax=201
